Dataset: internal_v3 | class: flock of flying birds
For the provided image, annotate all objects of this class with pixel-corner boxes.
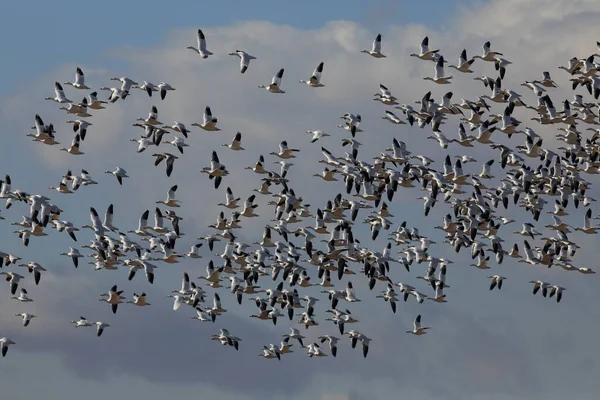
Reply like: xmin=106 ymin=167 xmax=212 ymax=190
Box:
xmin=1 ymin=28 xmax=600 ymax=360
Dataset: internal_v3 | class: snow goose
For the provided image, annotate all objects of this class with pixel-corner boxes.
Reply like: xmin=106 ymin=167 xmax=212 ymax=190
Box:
xmin=192 ymin=307 xmax=214 ymax=322
xmin=307 ymin=343 xmax=328 ymax=357
xmin=12 ymin=288 xmax=33 ymax=302
xmin=167 ymin=293 xmax=189 ymax=311
xmin=222 ymin=132 xmax=244 ymax=150
xmin=187 ymin=29 xmax=213 ymax=58
xmin=156 ymin=185 xmax=181 ymax=208
xmin=258 ymin=68 xmax=286 ymax=93
xmin=305 ymin=130 xmax=330 ymax=143
xmin=65 ymin=119 xmax=92 ymax=141
xmin=317 ymin=335 xmax=339 ymax=357
xmin=109 ymin=76 xmax=138 ymax=96
xmin=424 ymin=56 xmax=452 ymax=84
xmin=228 ymin=50 xmax=256 ymax=73
xmin=64 ymin=67 xmax=90 ymax=89
xmin=132 ymin=81 xmax=158 ymax=97
xmin=191 ymin=106 xmax=220 ymax=131
xmin=373 ymin=84 xmax=397 ymax=105
xmin=15 ymin=313 xmax=36 ymax=327
xmin=362 ymin=33 xmax=386 ymax=58
xmin=136 ymin=105 xmax=162 ymax=125
xmin=201 ymin=151 xmax=229 ymax=189
xmin=299 ymin=61 xmax=325 ymax=87
xmin=270 ymin=140 xmax=300 ymax=159
xmin=548 ymin=285 xmax=566 ymax=303
xmin=407 ymin=314 xmax=430 ymax=335
xmin=18 ymin=261 xmax=46 ymax=285
xmin=98 ymin=284 xmax=125 ymax=314
xmin=409 ymin=36 xmax=439 ymax=61
xmin=48 ymin=181 xmax=73 ymax=194
xmin=448 ymin=49 xmax=475 ymax=73
xmin=156 ymin=82 xmax=175 ymax=100
xmin=0 ymin=272 xmax=24 ymax=295
xmin=104 ymin=166 xmax=129 ymax=185
xmin=87 ymin=91 xmax=108 ymax=109
xmin=128 ymin=261 xmax=158 ymax=284
xmin=521 ymin=81 xmax=546 ymax=96
xmin=382 ymin=110 xmax=405 ymax=124
xmin=71 ymin=317 xmax=93 ymax=327
xmin=59 ymin=133 xmax=84 ymax=155
xmin=0 ymin=338 xmax=16 ymax=357
xmin=473 ymin=41 xmax=503 ymax=62
xmin=529 ymin=280 xmax=551 ymax=297
xmin=59 ymin=98 xmax=91 ymax=117
xmin=488 ymin=275 xmax=506 ymax=290
xmin=165 ymin=121 xmax=190 ymax=138
xmin=494 ymin=57 xmax=512 ymax=80
xmin=127 ymin=292 xmax=151 ymax=306
xmin=186 ymin=243 xmax=203 ymax=258
xmin=130 ymin=137 xmax=153 ymax=153
xmin=218 ymin=187 xmax=241 ymax=209
xmin=574 ymin=208 xmax=598 ymax=234
xmin=279 ymin=338 xmax=294 ymax=354
xmin=167 ymin=135 xmax=188 ymax=154
xmin=94 ymin=322 xmax=110 ymax=337
xmin=99 ymin=86 xmax=125 ymax=103
xmin=533 ymin=71 xmax=559 ymax=88
xmin=45 ymin=82 xmax=72 ymax=103
xmin=60 ymin=247 xmax=83 ymax=268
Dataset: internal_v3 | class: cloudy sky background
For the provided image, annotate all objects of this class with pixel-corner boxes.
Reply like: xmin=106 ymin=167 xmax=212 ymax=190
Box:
xmin=1 ymin=0 xmax=600 ymax=399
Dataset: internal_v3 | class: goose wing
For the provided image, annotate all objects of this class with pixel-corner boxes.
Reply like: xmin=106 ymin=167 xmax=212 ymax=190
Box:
xmin=75 ymin=67 xmax=85 ymax=86
xmin=271 ymin=68 xmax=284 ymax=86
xmin=197 ymin=29 xmax=207 ymax=52
xmin=372 ymin=33 xmax=382 ymax=53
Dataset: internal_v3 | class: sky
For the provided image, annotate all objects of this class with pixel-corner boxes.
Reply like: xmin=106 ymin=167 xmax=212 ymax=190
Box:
xmin=1 ymin=0 xmax=600 ymax=399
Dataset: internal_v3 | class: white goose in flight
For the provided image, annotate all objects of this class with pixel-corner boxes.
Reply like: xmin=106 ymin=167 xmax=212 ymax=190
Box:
xmin=156 ymin=185 xmax=181 ymax=208
xmin=228 ymin=50 xmax=256 ymax=73
xmin=409 ymin=36 xmax=439 ymax=61
xmin=424 ymin=56 xmax=452 ymax=84
xmin=472 ymin=41 xmax=503 ymax=62
xmin=109 ymin=76 xmax=138 ymax=96
xmin=0 ymin=338 xmax=16 ymax=357
xmin=187 ymin=29 xmax=213 ymax=58
xmin=60 ymin=134 xmax=84 ymax=155
xmin=98 ymin=284 xmax=125 ymax=314
xmin=157 ymin=82 xmax=176 ymax=100
xmin=132 ymin=81 xmax=159 ymax=97
xmin=18 ymin=261 xmax=46 ymax=285
xmin=127 ymin=292 xmax=151 ymax=306
xmin=0 ymin=272 xmax=25 ymax=295
xmin=12 ymin=288 xmax=33 ymax=302
xmin=95 ymin=322 xmax=110 ymax=337
xmin=65 ymin=120 xmax=92 ymax=141
xmin=448 ymin=49 xmax=475 ymax=73
xmin=64 ymin=67 xmax=90 ymax=89
xmin=15 ymin=313 xmax=36 ymax=327
xmin=258 ymin=68 xmax=286 ymax=94
xmin=407 ymin=314 xmax=430 ymax=335
xmin=361 ymin=33 xmax=386 ymax=58
xmin=60 ymin=247 xmax=84 ymax=268
xmin=299 ymin=62 xmax=325 ymax=87
xmin=104 ymin=166 xmax=129 ymax=185
xmin=45 ymin=82 xmax=72 ymax=103
xmin=71 ymin=317 xmax=93 ymax=327
xmin=192 ymin=106 xmax=220 ymax=131
xmin=222 ymin=132 xmax=244 ymax=150
xmin=305 ymin=130 xmax=330 ymax=143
